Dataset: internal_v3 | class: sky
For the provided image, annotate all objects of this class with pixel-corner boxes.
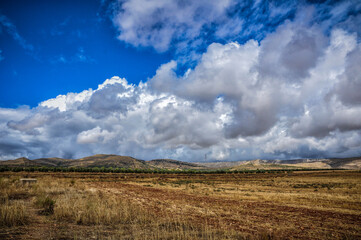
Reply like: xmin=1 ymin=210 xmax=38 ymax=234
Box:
xmin=0 ymin=0 xmax=360 ymax=161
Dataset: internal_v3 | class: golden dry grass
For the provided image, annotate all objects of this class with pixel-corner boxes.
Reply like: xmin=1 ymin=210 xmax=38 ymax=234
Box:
xmin=0 ymin=177 xmax=30 ymax=227
xmin=0 ymin=170 xmax=360 ymax=239
xmin=0 ymin=201 xmax=28 ymax=227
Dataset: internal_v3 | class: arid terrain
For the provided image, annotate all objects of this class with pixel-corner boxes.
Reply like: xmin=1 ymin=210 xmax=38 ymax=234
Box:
xmin=0 ymin=170 xmax=360 ymax=239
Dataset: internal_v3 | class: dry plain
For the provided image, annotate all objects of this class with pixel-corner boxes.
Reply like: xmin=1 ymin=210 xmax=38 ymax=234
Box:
xmin=0 ymin=170 xmax=360 ymax=239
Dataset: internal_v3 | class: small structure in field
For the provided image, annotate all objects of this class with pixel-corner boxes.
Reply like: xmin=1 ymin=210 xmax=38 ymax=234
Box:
xmin=20 ymin=178 xmax=37 ymax=185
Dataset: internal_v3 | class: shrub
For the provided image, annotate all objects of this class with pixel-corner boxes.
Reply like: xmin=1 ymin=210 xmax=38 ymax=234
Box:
xmin=35 ymin=195 xmax=56 ymax=215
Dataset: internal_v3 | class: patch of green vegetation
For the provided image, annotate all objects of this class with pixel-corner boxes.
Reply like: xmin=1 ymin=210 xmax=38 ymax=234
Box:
xmin=172 ymin=180 xmax=194 ymax=185
xmin=292 ymin=183 xmax=343 ymax=189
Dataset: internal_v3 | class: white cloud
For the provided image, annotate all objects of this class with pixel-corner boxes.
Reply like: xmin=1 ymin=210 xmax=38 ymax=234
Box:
xmin=110 ymin=0 xmax=357 ymax=54
xmin=0 ymin=107 xmax=30 ymax=123
xmin=77 ymin=126 xmax=113 ymax=144
xmin=1 ymin=8 xmax=361 ymax=161
xmin=112 ymin=0 xmax=237 ymax=52
xmin=40 ymin=90 xmax=92 ymax=112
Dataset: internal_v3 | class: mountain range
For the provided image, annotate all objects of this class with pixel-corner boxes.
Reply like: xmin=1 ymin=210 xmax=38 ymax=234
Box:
xmin=196 ymin=157 xmax=361 ymax=170
xmin=0 ymin=154 xmax=205 ymax=170
xmin=1 ymin=154 xmax=360 ymax=170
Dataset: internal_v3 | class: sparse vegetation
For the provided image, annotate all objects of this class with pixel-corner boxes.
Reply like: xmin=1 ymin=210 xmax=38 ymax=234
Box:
xmin=0 ymin=201 xmax=28 ymax=227
xmin=0 ymin=177 xmax=29 ymax=227
xmin=0 ymin=165 xmax=343 ymax=174
xmin=0 ymin=170 xmax=360 ymax=239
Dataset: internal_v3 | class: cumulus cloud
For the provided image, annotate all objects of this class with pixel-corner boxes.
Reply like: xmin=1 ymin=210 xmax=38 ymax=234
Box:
xmin=111 ymin=0 xmax=304 ymax=53
xmin=112 ymin=0 xmax=235 ymax=52
xmin=77 ymin=126 xmax=113 ymax=144
xmin=111 ymin=0 xmax=359 ymax=54
xmin=1 ymin=1 xmax=361 ymax=161
xmin=333 ymin=45 xmax=361 ymax=106
xmin=258 ymin=20 xmax=327 ymax=81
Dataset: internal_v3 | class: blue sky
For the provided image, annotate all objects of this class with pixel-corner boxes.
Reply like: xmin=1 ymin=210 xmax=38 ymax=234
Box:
xmin=0 ymin=0 xmax=361 ymax=161
xmin=0 ymin=0 xmax=305 ymax=108
xmin=0 ymin=0 xmax=171 ymax=107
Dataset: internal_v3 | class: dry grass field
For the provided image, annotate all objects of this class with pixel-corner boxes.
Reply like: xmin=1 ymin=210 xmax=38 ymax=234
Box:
xmin=0 ymin=170 xmax=360 ymax=239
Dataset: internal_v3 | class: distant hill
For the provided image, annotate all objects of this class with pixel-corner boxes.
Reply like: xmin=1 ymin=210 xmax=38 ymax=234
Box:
xmin=1 ymin=155 xmax=360 ymax=170
xmin=0 ymin=157 xmax=43 ymax=167
xmin=31 ymin=157 xmax=74 ymax=167
xmin=71 ymin=154 xmax=151 ymax=169
xmin=197 ymin=157 xmax=361 ymax=170
xmin=0 ymin=154 xmax=205 ymax=170
xmin=148 ymin=159 xmax=206 ymax=170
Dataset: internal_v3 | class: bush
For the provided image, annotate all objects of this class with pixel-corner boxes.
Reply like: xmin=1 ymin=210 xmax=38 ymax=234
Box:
xmin=35 ymin=195 xmax=56 ymax=215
